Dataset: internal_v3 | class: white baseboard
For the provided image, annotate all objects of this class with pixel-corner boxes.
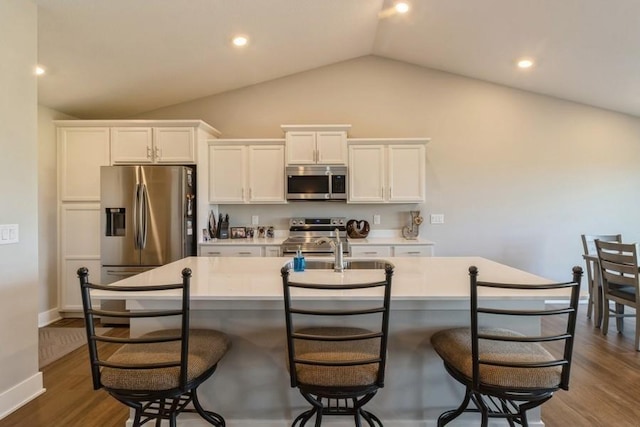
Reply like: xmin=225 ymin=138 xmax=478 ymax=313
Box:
xmin=0 ymin=372 xmax=45 ymax=420
xmin=38 ymin=307 xmax=62 ymax=327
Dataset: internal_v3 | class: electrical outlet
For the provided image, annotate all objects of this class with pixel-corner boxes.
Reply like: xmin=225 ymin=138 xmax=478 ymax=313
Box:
xmin=252 ymin=215 xmax=259 ymax=225
xmin=430 ymin=214 xmax=445 ymax=224
xmin=373 ymin=214 xmax=381 ymax=225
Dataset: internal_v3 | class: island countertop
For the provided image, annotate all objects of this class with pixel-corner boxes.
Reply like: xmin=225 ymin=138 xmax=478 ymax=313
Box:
xmin=93 ymin=256 xmax=571 ymax=305
xmin=100 ymin=256 xmax=575 ymax=426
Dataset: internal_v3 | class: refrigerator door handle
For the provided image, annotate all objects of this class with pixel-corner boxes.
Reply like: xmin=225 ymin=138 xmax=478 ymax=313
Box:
xmin=134 ymin=183 xmax=143 ymax=249
xmin=140 ymin=183 xmax=149 ymax=249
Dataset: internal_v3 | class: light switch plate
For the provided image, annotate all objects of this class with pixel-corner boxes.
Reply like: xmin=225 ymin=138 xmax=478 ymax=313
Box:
xmin=252 ymin=215 xmax=259 ymax=225
xmin=373 ymin=214 xmax=381 ymax=225
xmin=0 ymin=224 xmax=19 ymax=244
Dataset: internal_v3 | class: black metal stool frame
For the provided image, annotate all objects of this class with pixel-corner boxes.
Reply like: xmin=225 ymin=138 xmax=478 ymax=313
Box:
xmin=78 ymin=267 xmax=226 ymax=427
xmin=281 ymin=264 xmax=394 ymax=427
xmin=437 ymin=265 xmax=582 ymax=427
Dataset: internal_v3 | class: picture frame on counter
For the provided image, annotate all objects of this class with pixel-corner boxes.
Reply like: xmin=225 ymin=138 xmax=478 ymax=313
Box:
xmin=231 ymin=227 xmax=246 ymax=239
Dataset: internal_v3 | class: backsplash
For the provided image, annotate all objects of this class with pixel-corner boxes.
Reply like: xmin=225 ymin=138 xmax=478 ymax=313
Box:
xmin=211 ymin=203 xmax=424 ymax=231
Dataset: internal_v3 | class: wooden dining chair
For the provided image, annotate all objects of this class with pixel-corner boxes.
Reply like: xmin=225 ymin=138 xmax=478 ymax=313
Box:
xmin=77 ymin=267 xmax=231 ymax=426
xmin=581 ymin=234 xmax=622 ymax=326
xmin=431 ymin=265 xmax=582 ymax=426
xmin=594 ymin=240 xmax=640 ymax=351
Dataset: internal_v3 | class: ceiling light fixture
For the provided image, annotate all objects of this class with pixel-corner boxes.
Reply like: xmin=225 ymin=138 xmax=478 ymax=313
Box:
xmin=517 ymin=59 xmax=534 ymax=69
xmin=35 ymin=66 xmax=45 ymax=76
xmin=378 ymin=1 xmax=411 ymax=18
xmin=395 ymin=2 xmax=410 ymax=14
xmin=232 ymin=35 xmax=249 ymax=47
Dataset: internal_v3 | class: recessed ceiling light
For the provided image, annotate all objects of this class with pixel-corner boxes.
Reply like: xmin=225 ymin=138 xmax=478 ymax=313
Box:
xmin=395 ymin=2 xmax=410 ymax=14
xmin=35 ymin=66 xmax=45 ymax=76
xmin=232 ymin=35 xmax=249 ymax=47
xmin=517 ymin=59 xmax=534 ymax=69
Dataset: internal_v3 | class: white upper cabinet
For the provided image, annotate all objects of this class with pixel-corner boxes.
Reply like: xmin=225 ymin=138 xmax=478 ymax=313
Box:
xmin=58 ymin=127 xmax=111 ymax=201
xmin=348 ymin=144 xmax=386 ymax=203
xmin=348 ymin=139 xmax=428 ymax=204
xmin=247 ymin=145 xmax=285 ymax=203
xmin=209 ymin=145 xmax=245 ymax=203
xmin=282 ymin=125 xmax=351 ymax=165
xmin=209 ymin=140 xmax=286 ymax=204
xmin=111 ymin=126 xmax=195 ymax=164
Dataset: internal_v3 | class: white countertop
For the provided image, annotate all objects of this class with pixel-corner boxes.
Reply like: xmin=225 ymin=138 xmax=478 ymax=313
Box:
xmin=93 ymin=256 xmax=570 ymax=302
xmin=199 ymin=236 xmax=435 ymax=246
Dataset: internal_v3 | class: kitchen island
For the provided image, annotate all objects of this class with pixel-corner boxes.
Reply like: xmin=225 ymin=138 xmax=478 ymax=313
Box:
xmin=96 ymin=256 xmax=572 ymax=427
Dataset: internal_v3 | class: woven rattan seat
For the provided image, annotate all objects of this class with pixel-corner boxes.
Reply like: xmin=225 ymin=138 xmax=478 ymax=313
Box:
xmin=77 ymin=267 xmax=229 ymax=427
xmin=431 ymin=265 xmax=582 ymax=427
xmin=281 ymin=262 xmax=394 ymax=427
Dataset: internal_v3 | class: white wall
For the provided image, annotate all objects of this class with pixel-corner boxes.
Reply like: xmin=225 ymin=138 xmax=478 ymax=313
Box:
xmin=137 ymin=56 xmax=640 ymax=281
xmin=38 ymin=106 xmax=75 ymax=325
xmin=0 ymin=0 xmax=44 ymax=418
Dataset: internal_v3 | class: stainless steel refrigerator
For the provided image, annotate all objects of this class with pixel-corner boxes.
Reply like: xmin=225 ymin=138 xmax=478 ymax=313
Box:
xmin=100 ymin=165 xmax=196 ymax=322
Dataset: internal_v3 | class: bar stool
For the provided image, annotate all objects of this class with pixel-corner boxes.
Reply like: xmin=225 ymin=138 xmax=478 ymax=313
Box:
xmin=77 ymin=267 xmax=230 ymax=426
xmin=431 ymin=265 xmax=582 ymax=426
xmin=280 ymin=262 xmax=394 ymax=426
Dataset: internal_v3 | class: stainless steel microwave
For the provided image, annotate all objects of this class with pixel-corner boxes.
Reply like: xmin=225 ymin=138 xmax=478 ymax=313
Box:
xmin=286 ymin=165 xmax=347 ymax=201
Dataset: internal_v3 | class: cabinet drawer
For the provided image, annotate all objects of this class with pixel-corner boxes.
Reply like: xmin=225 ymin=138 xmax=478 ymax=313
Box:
xmin=200 ymin=246 xmax=262 ymax=257
xmin=393 ymin=245 xmax=433 ymax=257
xmin=264 ymin=246 xmax=282 ymax=257
xmin=350 ymin=246 xmax=392 ymax=257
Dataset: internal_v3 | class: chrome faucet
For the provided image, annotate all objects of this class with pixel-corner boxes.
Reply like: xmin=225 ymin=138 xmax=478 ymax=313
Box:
xmin=315 ymin=228 xmax=344 ymax=272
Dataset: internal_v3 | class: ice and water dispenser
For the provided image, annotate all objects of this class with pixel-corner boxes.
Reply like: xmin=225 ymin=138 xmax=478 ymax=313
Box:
xmin=105 ymin=207 xmax=126 ymax=236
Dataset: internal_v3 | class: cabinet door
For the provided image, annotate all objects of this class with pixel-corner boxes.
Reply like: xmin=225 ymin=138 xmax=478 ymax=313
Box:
xmin=209 ymin=145 xmax=246 ymax=203
xmin=111 ymin=127 xmax=154 ymax=163
xmin=248 ymin=145 xmax=285 ymax=203
xmin=153 ymin=127 xmax=195 ymax=164
xmin=393 ymin=245 xmax=433 ymax=257
xmin=350 ymin=246 xmax=392 ymax=257
xmin=348 ymin=145 xmax=385 ymax=203
xmin=59 ymin=203 xmax=101 ymax=311
xmin=388 ymin=145 xmax=425 ymax=203
xmin=316 ymin=131 xmax=346 ymax=164
xmin=286 ymin=132 xmax=316 ymax=164
xmin=58 ymin=127 xmax=110 ymax=201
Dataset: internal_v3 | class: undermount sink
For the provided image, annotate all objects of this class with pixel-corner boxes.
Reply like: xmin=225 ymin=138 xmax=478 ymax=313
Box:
xmin=285 ymin=259 xmax=394 ymax=271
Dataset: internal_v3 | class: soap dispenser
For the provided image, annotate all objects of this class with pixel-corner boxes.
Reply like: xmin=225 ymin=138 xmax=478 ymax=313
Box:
xmin=294 ymin=245 xmax=305 ymax=272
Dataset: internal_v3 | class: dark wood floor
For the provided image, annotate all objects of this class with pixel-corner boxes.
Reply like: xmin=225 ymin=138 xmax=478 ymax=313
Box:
xmin=1 ymin=309 xmax=639 ymax=426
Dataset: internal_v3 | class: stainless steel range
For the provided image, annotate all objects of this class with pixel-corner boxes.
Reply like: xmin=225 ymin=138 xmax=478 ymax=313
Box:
xmin=281 ymin=217 xmax=350 ymax=256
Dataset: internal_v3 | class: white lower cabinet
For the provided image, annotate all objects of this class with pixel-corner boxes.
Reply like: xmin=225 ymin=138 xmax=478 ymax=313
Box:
xmin=264 ymin=246 xmax=282 ymax=257
xmin=199 ymin=244 xmax=282 ymax=257
xmin=393 ymin=245 xmax=434 ymax=257
xmin=59 ymin=203 xmax=101 ymax=312
xmin=350 ymin=244 xmax=433 ymax=258
xmin=199 ymin=246 xmax=262 ymax=257
xmin=350 ymin=246 xmax=392 ymax=257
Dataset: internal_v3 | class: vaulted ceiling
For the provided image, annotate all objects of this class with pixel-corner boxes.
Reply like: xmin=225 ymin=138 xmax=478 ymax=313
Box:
xmin=35 ymin=0 xmax=640 ymax=119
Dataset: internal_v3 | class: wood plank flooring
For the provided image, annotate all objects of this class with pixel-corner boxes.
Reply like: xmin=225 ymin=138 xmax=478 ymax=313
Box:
xmin=1 ymin=309 xmax=639 ymax=426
